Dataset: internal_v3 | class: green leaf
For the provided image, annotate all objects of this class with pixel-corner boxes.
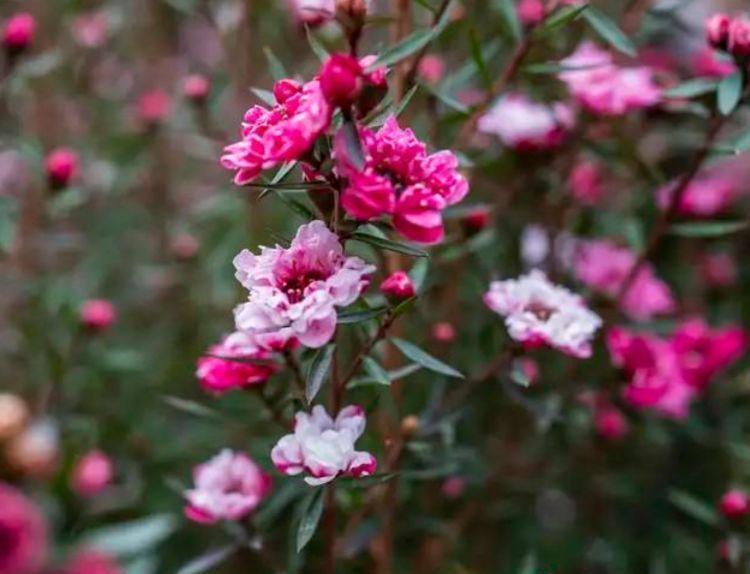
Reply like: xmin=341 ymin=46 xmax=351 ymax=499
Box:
xmin=582 ymin=7 xmax=636 ymax=57
xmin=162 ymin=396 xmax=220 ymax=419
xmin=536 ymin=3 xmax=588 ymax=33
xmin=177 ymin=546 xmax=237 ymax=574
xmin=468 ymin=27 xmax=491 ymax=91
xmin=339 ymin=119 xmax=366 ymax=171
xmin=259 ymin=161 xmax=298 ymax=199
xmin=668 ymin=490 xmax=719 ymax=526
xmin=518 ymin=552 xmax=538 ymax=574
xmin=306 ymin=344 xmax=336 ymax=402
xmin=296 ymin=489 xmax=325 ymax=552
xmin=391 ymin=338 xmax=464 ymax=379
xmin=664 ymin=78 xmax=719 ymax=99
xmin=363 ymin=357 xmax=391 ymax=386
xmin=83 ymin=515 xmax=177 ymax=558
xmin=337 ymin=306 xmax=388 ymax=324
xmin=408 ymin=258 xmax=430 ymax=293
xmin=717 ymin=71 xmax=743 ymax=116
xmin=365 ymin=2 xmax=453 ymax=71
xmin=668 ymin=221 xmax=748 ymax=238
xmin=251 ymin=88 xmax=276 ymax=106
xmin=420 ymin=83 xmax=470 ymax=114
xmin=350 ymin=231 xmax=429 ymax=257
xmin=305 ymin=26 xmax=329 ymax=62
xmin=264 ymin=46 xmax=288 ymax=80
xmin=714 ymin=128 xmax=750 ymax=155
xmin=493 ymin=0 xmax=522 ymax=43
xmin=348 ymin=363 xmax=422 ymax=388
xmin=369 ymin=85 xmax=420 ymax=127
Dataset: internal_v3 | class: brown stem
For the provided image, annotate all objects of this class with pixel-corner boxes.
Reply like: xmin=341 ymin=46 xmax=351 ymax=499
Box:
xmin=338 ymin=309 xmax=398 ymax=389
xmin=324 ymin=484 xmax=337 ymax=574
xmin=616 ymin=115 xmax=726 ymax=302
xmin=283 ymin=350 xmax=308 ymax=402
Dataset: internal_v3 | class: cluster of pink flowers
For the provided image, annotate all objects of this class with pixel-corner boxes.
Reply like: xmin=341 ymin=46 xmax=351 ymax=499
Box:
xmin=271 ymin=405 xmax=377 ymax=485
xmin=608 ymin=320 xmax=747 ymax=419
xmin=233 ymin=221 xmax=373 ymax=350
xmin=184 ymin=450 xmax=272 ymax=524
xmin=197 ymin=331 xmax=279 ymax=394
xmin=337 ymin=117 xmax=469 ymax=243
xmin=478 ymin=93 xmax=574 ymax=152
xmin=484 ymin=270 xmax=602 ymax=359
xmin=573 ymin=240 xmax=675 ymax=321
xmin=657 ymin=172 xmax=740 ymax=218
xmin=0 ymin=483 xmax=47 ymax=574
xmin=558 ymin=42 xmax=661 ymax=116
xmin=706 ymin=13 xmax=750 ymax=59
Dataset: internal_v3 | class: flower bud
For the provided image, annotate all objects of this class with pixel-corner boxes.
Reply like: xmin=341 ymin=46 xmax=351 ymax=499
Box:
xmin=431 ymin=322 xmax=456 ymax=343
xmin=706 ymin=13 xmax=731 ymax=51
xmin=335 ymin=0 xmax=368 ymax=26
xmin=80 ymin=299 xmax=117 ymax=332
xmin=319 ymin=54 xmax=364 ymax=108
xmin=137 ymin=89 xmax=171 ymax=126
xmin=2 ymin=13 xmax=35 ymax=56
xmin=417 ymin=55 xmax=445 ymax=85
xmin=729 ymin=16 xmax=750 ymax=58
xmin=70 ymin=450 xmax=114 ymax=497
xmin=45 ymin=148 xmax=79 ymax=190
xmin=441 ymin=476 xmax=466 ymax=499
xmin=518 ymin=0 xmax=545 ymax=26
xmin=400 ymin=415 xmax=420 ymax=438
xmin=720 ymin=489 xmax=750 ymax=519
xmin=380 ymin=271 xmax=415 ymax=300
xmin=182 ymin=74 xmax=210 ymax=104
xmin=0 ymin=394 xmax=29 ymax=441
xmin=461 ymin=206 xmax=491 ymax=235
xmin=171 ymin=233 xmax=200 ymax=261
xmin=594 ymin=407 xmax=629 ymax=441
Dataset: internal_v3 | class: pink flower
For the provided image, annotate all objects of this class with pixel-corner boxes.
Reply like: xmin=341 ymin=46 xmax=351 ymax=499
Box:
xmin=70 ymin=450 xmax=113 ymax=497
xmin=183 ymin=74 xmax=210 ymax=103
xmin=64 ymin=550 xmax=122 ymax=574
xmin=417 ymin=55 xmax=445 ymax=85
xmin=441 ymin=476 xmax=466 ymax=499
xmin=233 ymin=221 xmax=374 ymax=350
xmin=657 ymin=173 xmax=738 ymax=217
xmin=700 ymin=251 xmax=737 ymax=288
xmin=338 ymin=117 xmax=468 ymax=244
xmin=484 ymin=270 xmax=602 ymax=359
xmin=567 ymin=160 xmax=604 ymax=205
xmin=0 ymin=483 xmax=47 ymax=574
xmin=558 ymin=42 xmax=661 ymax=116
xmin=184 ymin=450 xmax=272 ymax=524
xmin=670 ymin=319 xmax=747 ymax=391
xmin=171 ymin=233 xmax=200 ymax=261
xmin=478 ymin=93 xmax=573 ymax=151
xmin=706 ymin=14 xmax=732 ymax=51
xmin=221 ymin=79 xmax=331 ymax=185
xmin=380 ymin=271 xmax=415 ymax=299
xmin=573 ymin=240 xmax=675 ymax=321
xmin=432 ymin=322 xmax=456 ymax=343
xmin=71 ymin=11 xmax=108 ymax=49
xmin=196 ymin=332 xmax=278 ymax=394
xmin=80 ymin=299 xmax=117 ymax=331
xmin=137 ymin=90 xmax=171 ymax=125
xmin=287 ymin=0 xmax=336 ymax=26
xmin=729 ymin=16 xmax=750 ymax=58
xmin=271 ymin=405 xmax=377 ymax=486
xmin=720 ymin=490 xmax=750 ymax=519
xmin=518 ymin=0 xmax=545 ymax=26
xmin=608 ymin=327 xmax=694 ymax=420
xmin=319 ymin=54 xmax=363 ymax=107
xmin=2 ymin=13 xmax=35 ymax=54
xmin=45 ymin=148 xmax=79 ymax=189
xmin=691 ymin=47 xmax=735 ymax=78
xmin=594 ymin=406 xmax=629 ymax=441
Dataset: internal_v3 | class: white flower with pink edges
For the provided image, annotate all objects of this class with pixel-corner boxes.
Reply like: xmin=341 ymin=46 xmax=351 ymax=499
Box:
xmin=271 ymin=405 xmax=377 ymax=486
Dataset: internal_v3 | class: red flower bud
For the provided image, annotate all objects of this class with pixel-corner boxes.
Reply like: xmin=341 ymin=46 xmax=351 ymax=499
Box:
xmin=2 ymin=13 xmax=35 ymax=55
xmin=720 ymin=489 xmax=750 ymax=519
xmin=380 ymin=271 xmax=415 ymax=299
xmin=706 ymin=13 xmax=731 ymax=51
xmin=729 ymin=16 xmax=750 ymax=58
xmin=45 ymin=148 xmax=79 ymax=190
xmin=319 ymin=53 xmax=363 ymax=107
xmin=461 ymin=206 xmax=491 ymax=234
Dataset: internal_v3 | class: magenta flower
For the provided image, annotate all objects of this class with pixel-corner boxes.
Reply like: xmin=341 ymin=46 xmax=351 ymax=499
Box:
xmin=70 ymin=450 xmax=114 ymax=497
xmin=380 ymin=271 xmax=415 ymax=299
xmin=80 ymin=299 xmax=117 ymax=331
xmin=71 ymin=11 xmax=108 ymax=49
xmin=45 ymin=148 xmax=79 ymax=190
xmin=0 ymin=483 xmax=47 ymax=574
xmin=558 ymin=42 xmax=661 ymax=116
xmin=184 ymin=450 xmax=272 ymax=524
xmin=64 ymin=550 xmax=122 ymax=574
xmin=720 ymin=490 xmax=750 ymax=519
xmin=657 ymin=173 xmax=739 ymax=218
xmin=691 ymin=47 xmax=735 ymax=79
xmin=196 ymin=331 xmax=278 ymax=394
xmin=567 ymin=160 xmax=604 ymax=206
xmin=319 ymin=54 xmax=364 ymax=107
xmin=417 ymin=55 xmax=445 ymax=85
xmin=706 ymin=13 xmax=732 ymax=50
xmin=574 ymin=240 xmax=675 ymax=321
xmin=221 ymin=79 xmax=331 ymax=186
xmin=478 ymin=93 xmax=573 ymax=152
xmin=137 ymin=90 xmax=171 ymax=125
xmin=2 ymin=13 xmax=35 ymax=55
xmin=182 ymin=74 xmax=210 ymax=103
xmin=338 ymin=117 xmax=469 ymax=244
xmin=484 ymin=270 xmax=602 ymax=359
xmin=233 ymin=221 xmax=373 ymax=350
xmin=271 ymin=405 xmax=377 ymax=486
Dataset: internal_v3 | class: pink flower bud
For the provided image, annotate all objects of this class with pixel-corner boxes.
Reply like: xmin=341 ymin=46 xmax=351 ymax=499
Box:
xmin=70 ymin=451 xmax=113 ymax=497
xmin=417 ymin=55 xmax=445 ymax=85
xmin=45 ymin=148 xmax=79 ymax=190
xmin=518 ymin=0 xmax=545 ymax=26
xmin=182 ymin=74 xmax=210 ymax=103
xmin=137 ymin=90 xmax=171 ymax=125
xmin=380 ymin=271 xmax=416 ymax=299
xmin=720 ymin=489 xmax=750 ymax=519
xmin=729 ymin=16 xmax=750 ymax=58
xmin=568 ymin=160 xmax=604 ymax=206
xmin=80 ymin=299 xmax=117 ymax=331
xmin=706 ymin=13 xmax=731 ymax=51
xmin=441 ymin=476 xmax=466 ymax=499
xmin=2 ymin=13 xmax=35 ymax=55
xmin=594 ymin=407 xmax=629 ymax=441
xmin=171 ymin=233 xmax=200 ymax=261
xmin=461 ymin=206 xmax=491 ymax=234
xmin=431 ymin=322 xmax=456 ymax=343
xmin=65 ymin=550 xmax=122 ymax=574
xmin=319 ymin=53 xmax=364 ymax=107
xmin=700 ymin=251 xmax=737 ymax=288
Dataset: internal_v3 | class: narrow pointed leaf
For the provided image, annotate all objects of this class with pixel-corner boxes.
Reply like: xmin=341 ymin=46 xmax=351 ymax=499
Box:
xmin=582 ymin=7 xmax=636 ymax=57
xmin=177 ymin=546 xmax=238 ymax=574
xmin=306 ymin=344 xmax=336 ymax=402
xmin=493 ymin=0 xmax=521 ymax=43
xmin=296 ymin=489 xmax=324 ymax=552
xmin=363 ymin=357 xmax=391 ymax=386
xmin=350 ymin=232 xmax=429 ymax=257
xmin=717 ymin=71 xmax=743 ymax=116
xmin=337 ymin=306 xmax=388 ymax=324
xmin=391 ymin=338 xmax=464 ymax=378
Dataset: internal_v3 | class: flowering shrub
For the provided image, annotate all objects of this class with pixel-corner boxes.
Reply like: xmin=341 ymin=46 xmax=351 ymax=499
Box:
xmin=2 ymin=1 xmax=750 ymax=573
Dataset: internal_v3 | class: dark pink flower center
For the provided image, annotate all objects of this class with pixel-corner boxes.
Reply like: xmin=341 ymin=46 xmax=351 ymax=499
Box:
xmin=278 ymin=268 xmax=327 ymax=303
xmin=526 ymin=300 xmax=555 ymax=321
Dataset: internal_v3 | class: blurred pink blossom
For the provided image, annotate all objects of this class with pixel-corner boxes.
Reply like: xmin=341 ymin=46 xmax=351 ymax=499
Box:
xmin=558 ymin=42 xmax=661 ymax=116
xmin=45 ymin=148 xmax=79 ymax=189
xmin=567 ymin=159 xmax=604 ymax=206
xmin=706 ymin=13 xmax=731 ymax=51
xmin=441 ymin=476 xmax=466 ymax=499
xmin=417 ymin=55 xmax=445 ymax=85
xmin=478 ymin=93 xmax=573 ymax=152
xmin=432 ymin=321 xmax=456 ymax=343
xmin=380 ymin=271 xmax=415 ymax=299
xmin=720 ymin=489 xmax=750 ymax=519
xmin=287 ymin=0 xmax=335 ymax=25
xmin=233 ymin=221 xmax=373 ymax=350
xmin=185 ymin=450 xmax=272 ymax=524
xmin=0 ymin=483 xmax=47 ymax=574
xmin=517 ymin=0 xmax=545 ymax=26
xmin=700 ymin=251 xmax=737 ymax=288
xmin=196 ymin=332 xmax=278 ymax=394
xmin=71 ymin=450 xmax=113 ymax=497
xmin=271 ymin=405 xmax=377 ymax=485
xmin=71 ymin=11 xmax=108 ymax=49
xmin=80 ymin=299 xmax=117 ymax=331
xmin=691 ymin=47 xmax=735 ymax=78
xmin=64 ymin=550 xmax=122 ymax=574
xmin=2 ymin=13 xmax=35 ymax=55
xmin=137 ymin=90 xmax=172 ymax=125
xmin=484 ymin=270 xmax=602 ymax=358
xmin=182 ymin=74 xmax=210 ymax=103
xmin=657 ymin=173 xmax=739 ymax=217
xmin=728 ymin=16 xmax=750 ymax=58
xmin=594 ymin=405 xmax=629 ymax=441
